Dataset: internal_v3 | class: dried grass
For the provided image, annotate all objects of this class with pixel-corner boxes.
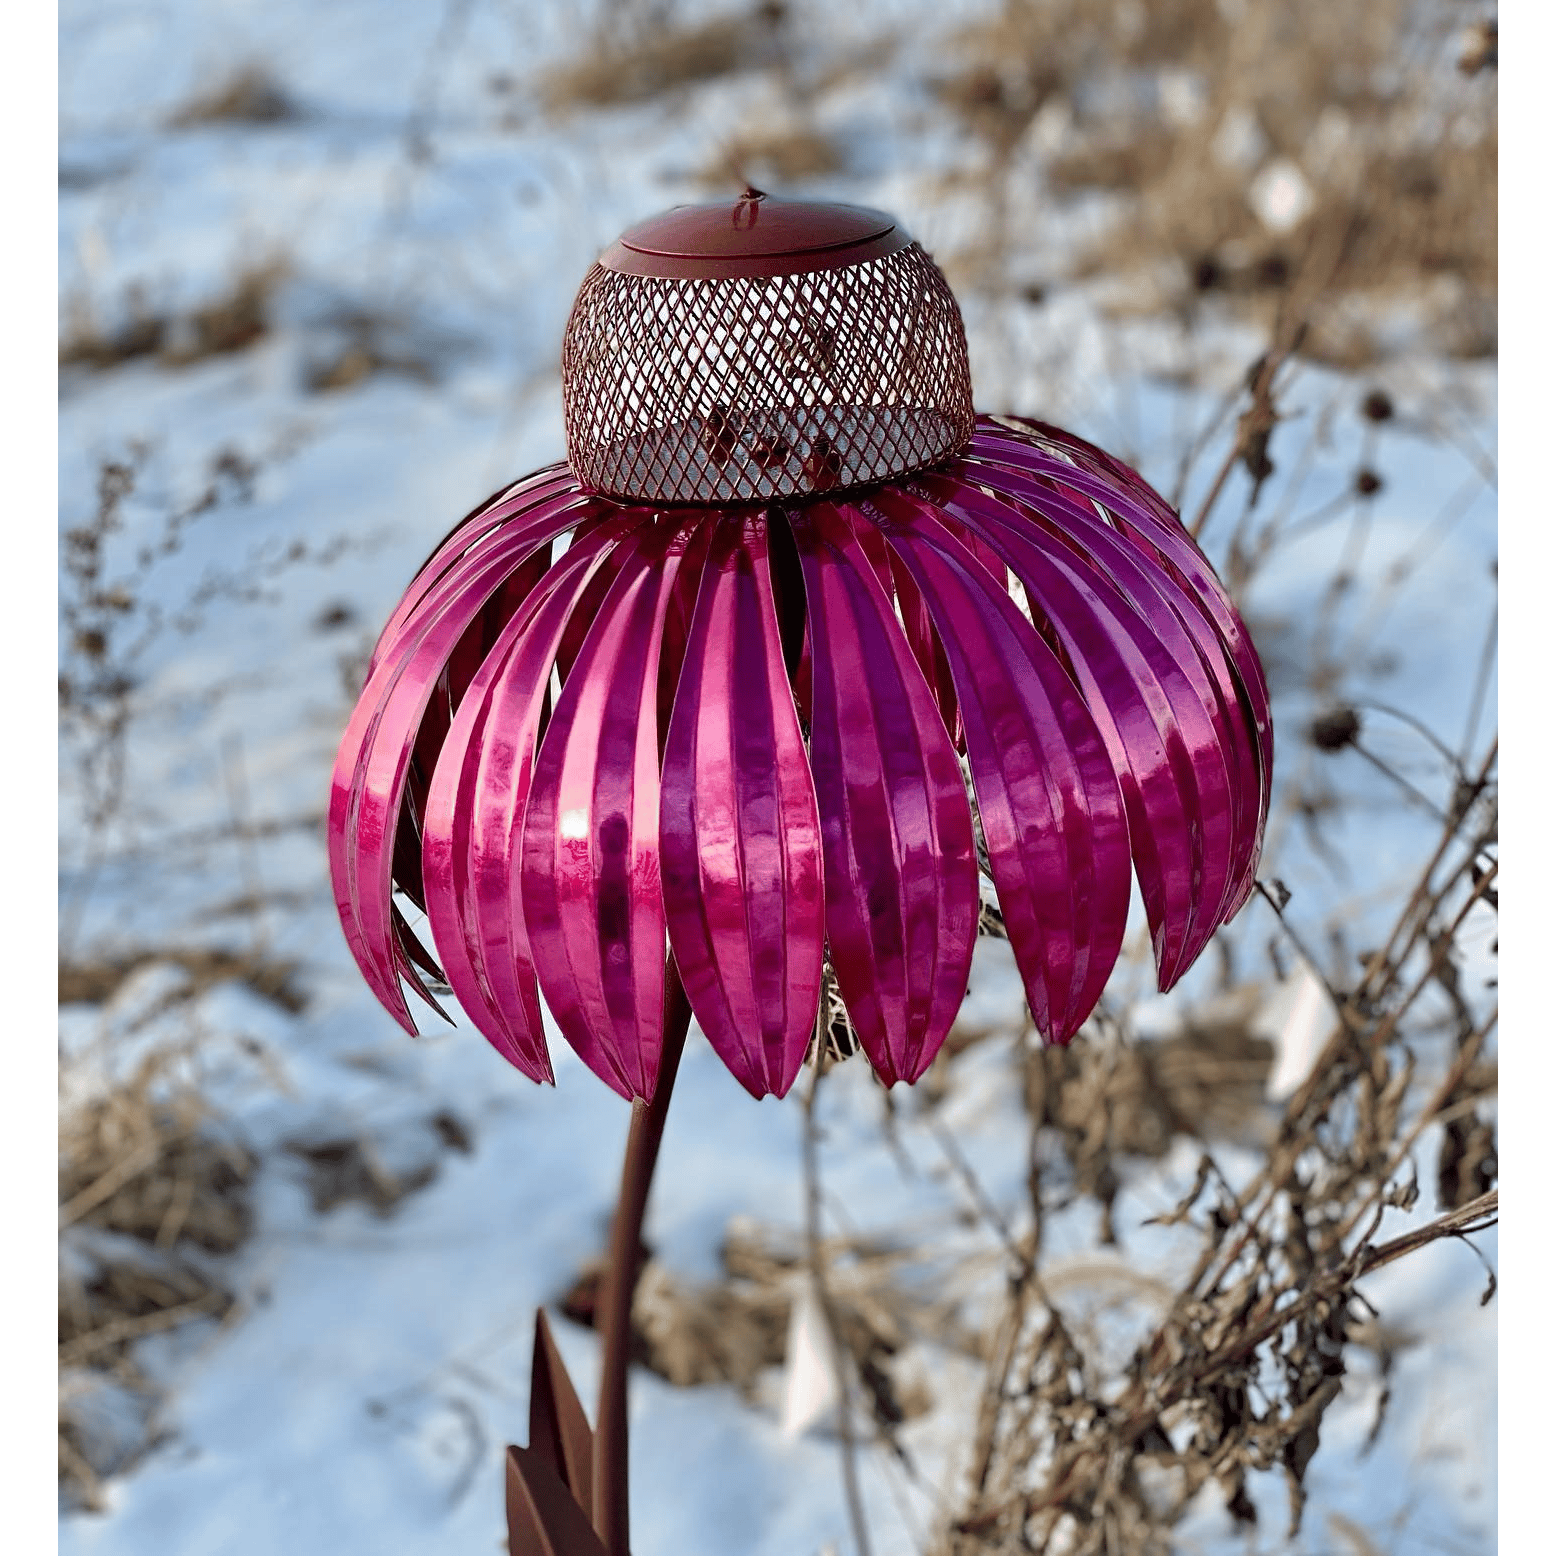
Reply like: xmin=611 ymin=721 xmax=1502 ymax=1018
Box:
xmin=60 ymin=261 xmax=286 ymax=373
xmin=167 ymin=65 xmax=301 ymax=128
xmin=555 ymin=1216 xmax=959 ymax=1437
xmin=697 ymin=123 xmax=843 ymax=188
xmin=301 ymin=303 xmax=452 ymax=395
xmin=56 ymin=435 xmax=372 ymax=1508
xmin=282 ymin=1113 xmax=472 ymax=1216
xmin=1022 ymin=1017 xmax=1275 ymax=1243
xmin=59 ymin=1046 xmax=256 ymax=1510
xmin=540 ymin=3 xmax=790 ymax=112
xmin=933 ymin=0 xmax=1495 ymax=363
xmin=60 ymin=946 xmax=306 ymax=1015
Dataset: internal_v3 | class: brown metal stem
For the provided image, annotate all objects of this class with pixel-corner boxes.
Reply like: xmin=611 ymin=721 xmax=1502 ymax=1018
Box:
xmin=592 ymin=963 xmax=693 ymax=1556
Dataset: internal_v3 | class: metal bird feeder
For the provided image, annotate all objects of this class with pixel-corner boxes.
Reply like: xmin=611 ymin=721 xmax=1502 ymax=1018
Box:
xmin=328 ymin=186 xmax=1273 ymax=1556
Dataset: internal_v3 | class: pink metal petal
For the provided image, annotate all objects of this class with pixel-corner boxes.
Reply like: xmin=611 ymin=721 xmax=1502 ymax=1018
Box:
xmin=966 ymin=419 xmax=1272 ymax=918
xmin=393 ymin=544 xmax=563 ymax=915
xmin=857 ymin=493 xmax=1132 ymax=1041
xmin=791 ymin=502 xmax=979 ymax=1086
xmin=973 ymin=419 xmax=1273 ymax=761
xmin=328 ymin=492 xmax=594 ymax=1031
xmin=421 ymin=517 xmax=650 ymax=1079
xmin=914 ymin=469 xmax=1241 ymax=986
xmin=660 ymin=514 xmax=826 ymax=1100
xmin=885 ymin=551 xmax=961 ymax=745
xmin=370 ymin=465 xmax=581 ymax=673
xmin=520 ymin=517 xmax=710 ymax=1101
xmin=970 ymin=452 xmax=1263 ymax=929
xmin=996 ymin=416 xmax=1183 ymax=527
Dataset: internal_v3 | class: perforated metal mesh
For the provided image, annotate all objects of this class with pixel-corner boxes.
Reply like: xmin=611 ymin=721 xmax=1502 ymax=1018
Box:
xmin=562 ymin=243 xmax=975 ymax=505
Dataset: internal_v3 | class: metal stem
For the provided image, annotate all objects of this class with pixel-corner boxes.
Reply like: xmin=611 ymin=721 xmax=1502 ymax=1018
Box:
xmin=592 ymin=963 xmax=693 ymax=1556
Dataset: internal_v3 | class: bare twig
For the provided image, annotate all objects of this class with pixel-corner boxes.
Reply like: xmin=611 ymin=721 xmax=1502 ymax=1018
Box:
xmin=958 ymin=1191 xmax=1497 ymax=1537
xmin=803 ymin=1055 xmax=875 ymax=1556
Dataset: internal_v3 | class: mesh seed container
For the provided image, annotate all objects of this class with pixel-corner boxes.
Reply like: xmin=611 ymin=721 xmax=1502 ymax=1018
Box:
xmin=561 ymin=188 xmax=975 ymax=504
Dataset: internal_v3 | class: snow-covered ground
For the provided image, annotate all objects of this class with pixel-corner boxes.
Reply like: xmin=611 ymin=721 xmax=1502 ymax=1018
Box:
xmin=59 ymin=2 xmax=1496 ymax=1552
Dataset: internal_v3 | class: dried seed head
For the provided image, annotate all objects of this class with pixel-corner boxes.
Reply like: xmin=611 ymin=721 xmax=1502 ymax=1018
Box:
xmin=1309 ymin=706 xmax=1361 ymax=752
xmin=1360 ymin=389 xmax=1394 ymax=423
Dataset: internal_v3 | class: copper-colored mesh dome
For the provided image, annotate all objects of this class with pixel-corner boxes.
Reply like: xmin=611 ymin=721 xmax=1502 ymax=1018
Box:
xmin=561 ymin=191 xmax=975 ymax=505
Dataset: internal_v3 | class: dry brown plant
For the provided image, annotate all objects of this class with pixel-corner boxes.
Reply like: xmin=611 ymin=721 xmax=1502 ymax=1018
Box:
xmin=697 ymin=123 xmax=843 ymax=188
xmin=167 ymin=64 xmax=302 ymax=128
xmin=540 ymin=2 xmax=792 ymax=112
xmin=925 ymin=374 xmax=1498 ymax=1551
xmin=59 ymin=1043 xmax=256 ymax=1509
xmin=60 ymin=260 xmax=288 ymax=373
xmin=932 ymin=0 xmax=1495 ymax=365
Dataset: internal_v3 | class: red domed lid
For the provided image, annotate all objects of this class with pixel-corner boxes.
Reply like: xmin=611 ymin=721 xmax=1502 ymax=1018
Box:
xmin=599 ymin=189 xmax=911 ymax=280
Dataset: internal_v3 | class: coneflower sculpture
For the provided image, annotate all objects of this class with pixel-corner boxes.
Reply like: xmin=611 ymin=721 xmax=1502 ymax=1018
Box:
xmin=329 ymin=190 xmax=1271 ymax=1554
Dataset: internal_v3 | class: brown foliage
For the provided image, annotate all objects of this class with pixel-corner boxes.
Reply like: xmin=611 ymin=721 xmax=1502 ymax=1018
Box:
xmin=933 ymin=553 xmax=1497 ymax=1553
xmin=167 ymin=65 xmax=301 ymax=128
xmin=541 ymin=4 xmax=790 ymax=112
xmin=61 ymin=262 xmax=286 ymax=373
xmin=932 ymin=0 xmax=1495 ymax=363
xmin=59 ymin=1047 xmax=256 ymax=1509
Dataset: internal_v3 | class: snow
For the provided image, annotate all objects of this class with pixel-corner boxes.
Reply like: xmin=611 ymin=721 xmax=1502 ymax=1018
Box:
xmin=58 ymin=2 xmax=1496 ymax=1553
